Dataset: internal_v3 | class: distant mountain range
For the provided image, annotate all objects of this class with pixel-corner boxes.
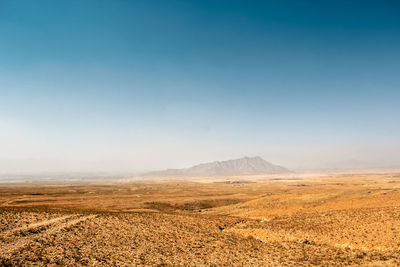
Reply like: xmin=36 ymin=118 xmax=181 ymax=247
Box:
xmin=144 ymin=156 xmax=290 ymax=177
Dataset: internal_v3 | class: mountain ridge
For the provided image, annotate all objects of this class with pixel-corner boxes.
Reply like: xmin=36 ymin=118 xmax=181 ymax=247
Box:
xmin=144 ymin=156 xmax=290 ymax=177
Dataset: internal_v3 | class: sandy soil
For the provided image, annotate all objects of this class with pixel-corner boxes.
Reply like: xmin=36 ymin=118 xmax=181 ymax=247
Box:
xmin=0 ymin=171 xmax=399 ymax=266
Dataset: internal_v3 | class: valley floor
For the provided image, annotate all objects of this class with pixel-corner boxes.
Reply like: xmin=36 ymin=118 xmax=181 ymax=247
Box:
xmin=1 ymin=171 xmax=399 ymax=266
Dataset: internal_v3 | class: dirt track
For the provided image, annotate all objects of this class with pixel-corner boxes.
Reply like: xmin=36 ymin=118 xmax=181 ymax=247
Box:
xmin=0 ymin=214 xmax=96 ymax=257
xmin=1 ymin=172 xmax=400 ymax=266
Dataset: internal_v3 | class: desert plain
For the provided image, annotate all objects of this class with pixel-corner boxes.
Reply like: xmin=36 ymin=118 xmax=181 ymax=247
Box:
xmin=0 ymin=171 xmax=399 ymax=266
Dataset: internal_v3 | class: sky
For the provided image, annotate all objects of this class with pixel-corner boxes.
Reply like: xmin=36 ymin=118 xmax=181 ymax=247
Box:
xmin=1 ymin=0 xmax=400 ymax=173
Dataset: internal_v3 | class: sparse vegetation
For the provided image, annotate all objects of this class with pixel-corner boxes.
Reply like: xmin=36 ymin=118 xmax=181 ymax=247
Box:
xmin=1 ymin=172 xmax=400 ymax=265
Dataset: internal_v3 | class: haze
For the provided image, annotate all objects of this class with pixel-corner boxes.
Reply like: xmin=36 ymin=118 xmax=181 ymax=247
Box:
xmin=1 ymin=0 xmax=400 ymax=174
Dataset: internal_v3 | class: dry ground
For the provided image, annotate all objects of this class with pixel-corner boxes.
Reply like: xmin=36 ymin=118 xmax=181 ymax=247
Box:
xmin=0 ymin=171 xmax=399 ymax=266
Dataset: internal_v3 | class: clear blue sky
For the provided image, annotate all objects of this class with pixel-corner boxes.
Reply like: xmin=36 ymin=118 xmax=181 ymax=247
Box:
xmin=1 ymin=0 xmax=400 ymax=172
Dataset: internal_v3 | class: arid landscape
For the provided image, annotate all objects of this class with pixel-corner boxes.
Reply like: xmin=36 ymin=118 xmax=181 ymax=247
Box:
xmin=1 ymin=171 xmax=399 ymax=266
xmin=2 ymin=0 xmax=400 ymax=266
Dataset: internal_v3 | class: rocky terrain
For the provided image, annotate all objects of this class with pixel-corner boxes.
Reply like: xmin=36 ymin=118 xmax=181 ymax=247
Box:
xmin=145 ymin=156 xmax=290 ymax=177
xmin=1 ymin=171 xmax=400 ymax=266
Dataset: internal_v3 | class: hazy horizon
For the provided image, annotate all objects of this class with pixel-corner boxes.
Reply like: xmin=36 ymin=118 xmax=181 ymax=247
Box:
xmin=1 ymin=1 xmax=400 ymax=174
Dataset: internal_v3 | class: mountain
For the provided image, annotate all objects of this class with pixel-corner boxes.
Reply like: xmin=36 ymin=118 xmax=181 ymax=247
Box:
xmin=144 ymin=156 xmax=290 ymax=177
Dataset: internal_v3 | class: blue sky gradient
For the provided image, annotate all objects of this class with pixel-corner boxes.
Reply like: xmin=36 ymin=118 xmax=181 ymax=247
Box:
xmin=1 ymin=0 xmax=400 ymax=172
